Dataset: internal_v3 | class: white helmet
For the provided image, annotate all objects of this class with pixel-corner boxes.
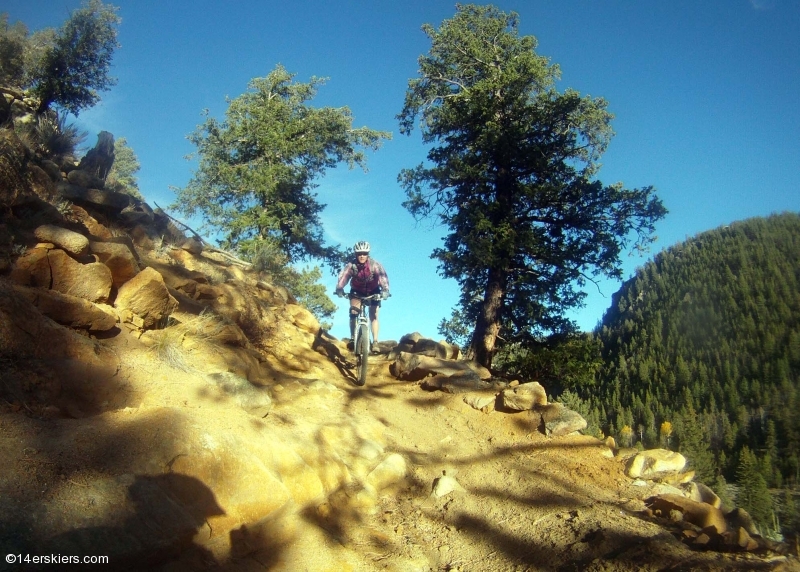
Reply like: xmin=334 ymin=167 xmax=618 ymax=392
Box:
xmin=353 ymin=241 xmax=371 ymax=254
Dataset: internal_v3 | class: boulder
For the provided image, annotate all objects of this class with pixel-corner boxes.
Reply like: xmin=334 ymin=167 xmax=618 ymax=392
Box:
xmin=421 ymin=373 xmax=492 ymax=393
xmin=69 ymin=204 xmax=113 ymax=239
xmin=627 ymin=449 xmax=687 ymax=480
xmin=0 ymin=281 xmax=122 ymax=415
xmin=180 ymin=237 xmax=204 ymax=254
xmin=104 ymin=234 xmax=142 ymax=264
xmin=366 ymin=453 xmax=407 ymax=492
xmin=728 ymin=527 xmax=759 ymax=551
xmin=390 ymin=351 xmax=491 ymax=382
xmin=725 ymin=507 xmax=759 ymax=536
xmin=115 ymin=267 xmax=178 ymax=329
xmin=67 ymin=168 xmax=105 ymax=189
xmin=463 ymin=392 xmax=497 ymax=412
xmin=9 ymin=246 xmax=52 ymax=287
xmin=540 ymin=402 xmax=588 ymax=436
xmin=681 ymin=480 xmax=722 ymax=508
xmin=285 ymin=303 xmax=320 ymax=336
xmin=39 ymin=159 xmax=63 ymax=181
xmin=28 ymin=164 xmax=58 ymax=202
xmin=58 ymin=182 xmax=131 ymax=211
xmin=89 ymin=240 xmax=140 ymax=288
xmin=410 ymin=338 xmax=450 ymax=359
xmin=372 ymin=340 xmax=398 ymax=355
xmin=500 ymin=381 xmax=547 ymax=410
xmin=399 ymin=332 xmax=424 ymax=345
xmin=48 ymin=248 xmax=113 ymax=303
xmin=0 ymin=130 xmax=33 ymax=208
xmin=34 ymin=224 xmax=90 ymax=256
xmin=119 ymin=201 xmax=155 ymax=225
xmin=646 ymin=494 xmax=728 ymax=534
xmin=13 ymin=285 xmax=117 ymax=331
xmin=391 ymin=333 xmax=459 ymax=360
xmin=145 ymin=260 xmax=206 ymax=297
xmin=694 ymin=483 xmax=722 ymax=508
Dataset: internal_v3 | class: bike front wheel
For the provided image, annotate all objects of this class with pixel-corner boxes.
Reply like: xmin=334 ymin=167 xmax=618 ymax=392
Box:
xmin=356 ymin=323 xmax=369 ymax=386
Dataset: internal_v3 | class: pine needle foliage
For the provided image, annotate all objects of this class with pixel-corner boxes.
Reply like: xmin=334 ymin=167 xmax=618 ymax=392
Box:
xmin=173 ymin=64 xmax=391 ymax=271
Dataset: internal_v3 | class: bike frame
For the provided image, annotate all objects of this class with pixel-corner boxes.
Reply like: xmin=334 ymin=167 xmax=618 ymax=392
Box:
xmin=348 ymin=293 xmax=381 ymax=386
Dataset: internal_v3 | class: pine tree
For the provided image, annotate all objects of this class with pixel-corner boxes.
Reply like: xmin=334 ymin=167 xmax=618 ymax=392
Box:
xmin=736 ymin=446 xmax=774 ymax=533
xmin=677 ymin=401 xmax=715 ymax=484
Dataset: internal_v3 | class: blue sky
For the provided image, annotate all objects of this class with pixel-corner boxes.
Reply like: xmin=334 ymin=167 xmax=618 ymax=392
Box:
xmin=6 ymin=1 xmax=799 ymax=343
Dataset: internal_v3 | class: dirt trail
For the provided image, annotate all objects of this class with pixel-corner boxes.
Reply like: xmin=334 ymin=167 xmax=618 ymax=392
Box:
xmin=217 ymin=355 xmax=798 ymax=572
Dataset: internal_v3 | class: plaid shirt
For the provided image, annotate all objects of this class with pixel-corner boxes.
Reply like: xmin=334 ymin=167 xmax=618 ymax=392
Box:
xmin=336 ymin=257 xmax=390 ymax=295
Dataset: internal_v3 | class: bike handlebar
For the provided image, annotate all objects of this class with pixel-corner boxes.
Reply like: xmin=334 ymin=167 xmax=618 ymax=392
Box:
xmin=335 ymin=292 xmax=385 ymax=301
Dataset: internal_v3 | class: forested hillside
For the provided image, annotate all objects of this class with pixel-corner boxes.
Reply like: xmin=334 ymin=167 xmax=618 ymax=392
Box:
xmin=584 ymin=212 xmax=800 ymax=534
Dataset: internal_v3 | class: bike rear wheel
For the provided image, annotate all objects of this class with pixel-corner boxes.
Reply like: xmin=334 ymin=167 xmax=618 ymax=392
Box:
xmin=356 ymin=323 xmax=369 ymax=386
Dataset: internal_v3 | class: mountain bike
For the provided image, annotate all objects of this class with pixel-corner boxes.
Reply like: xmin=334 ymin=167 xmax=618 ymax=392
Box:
xmin=340 ymin=293 xmax=382 ymax=386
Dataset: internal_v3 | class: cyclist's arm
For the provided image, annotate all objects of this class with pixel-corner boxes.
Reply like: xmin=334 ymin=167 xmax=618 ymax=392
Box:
xmin=335 ymin=264 xmax=353 ymax=291
xmin=373 ymin=261 xmax=390 ymax=295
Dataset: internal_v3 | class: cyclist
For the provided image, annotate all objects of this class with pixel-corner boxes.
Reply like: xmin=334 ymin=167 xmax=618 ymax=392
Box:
xmin=335 ymin=241 xmax=390 ymax=348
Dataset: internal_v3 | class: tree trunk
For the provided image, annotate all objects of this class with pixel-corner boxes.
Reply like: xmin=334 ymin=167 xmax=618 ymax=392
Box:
xmin=471 ymin=268 xmax=506 ymax=369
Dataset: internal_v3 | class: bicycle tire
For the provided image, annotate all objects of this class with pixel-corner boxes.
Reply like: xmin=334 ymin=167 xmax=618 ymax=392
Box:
xmin=357 ymin=323 xmax=369 ymax=386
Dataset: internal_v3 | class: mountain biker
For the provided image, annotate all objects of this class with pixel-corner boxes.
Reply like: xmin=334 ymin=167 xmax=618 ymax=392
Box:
xmin=335 ymin=241 xmax=390 ymax=348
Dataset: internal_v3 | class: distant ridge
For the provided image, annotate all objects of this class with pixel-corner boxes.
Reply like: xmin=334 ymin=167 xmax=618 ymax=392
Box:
xmin=590 ymin=212 xmax=800 ymax=493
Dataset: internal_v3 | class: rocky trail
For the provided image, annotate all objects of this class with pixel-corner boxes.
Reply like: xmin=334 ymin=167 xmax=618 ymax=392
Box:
xmin=2 ymin=311 xmax=798 ymax=571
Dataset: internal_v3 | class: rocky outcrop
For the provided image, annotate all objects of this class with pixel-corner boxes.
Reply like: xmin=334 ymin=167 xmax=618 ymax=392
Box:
xmin=77 ymin=130 xmax=115 ymax=181
xmin=387 ymin=342 xmax=587 ymax=438
xmin=9 ymin=246 xmax=51 ymax=287
xmin=0 ymin=129 xmax=33 ymax=208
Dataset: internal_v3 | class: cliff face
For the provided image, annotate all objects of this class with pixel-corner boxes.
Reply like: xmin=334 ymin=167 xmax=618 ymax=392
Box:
xmin=0 ymin=102 xmax=797 ymax=570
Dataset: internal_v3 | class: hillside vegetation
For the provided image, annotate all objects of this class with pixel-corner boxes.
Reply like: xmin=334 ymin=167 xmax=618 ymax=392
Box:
xmin=585 ymin=213 xmax=800 ymax=535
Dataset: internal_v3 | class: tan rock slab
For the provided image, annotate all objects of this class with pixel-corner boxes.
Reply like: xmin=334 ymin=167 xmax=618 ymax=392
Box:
xmin=627 ymin=449 xmax=687 ymax=480
xmin=89 ymin=240 xmax=140 ymax=288
xmin=70 ymin=204 xmax=112 ymax=239
xmin=501 ymin=381 xmax=548 ymax=410
xmin=48 ymin=248 xmax=113 ymax=303
xmin=646 ymin=493 xmax=727 ymax=534
xmin=14 ymin=285 xmax=117 ymax=331
xmin=9 ymin=247 xmax=51 ymax=287
xmin=285 ymin=303 xmax=320 ymax=335
xmin=115 ymin=266 xmax=178 ymax=329
xmin=34 ymin=224 xmax=89 ymax=256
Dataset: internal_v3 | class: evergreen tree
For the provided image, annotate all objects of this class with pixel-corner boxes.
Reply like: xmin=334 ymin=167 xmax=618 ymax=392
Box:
xmin=0 ymin=13 xmax=27 ymax=85
xmin=397 ymin=4 xmax=665 ymax=368
xmin=173 ymin=64 xmax=390 ymax=269
xmin=28 ymin=0 xmax=121 ymax=115
xmin=106 ymin=137 xmax=143 ymax=200
xmin=736 ymin=446 xmax=774 ymax=533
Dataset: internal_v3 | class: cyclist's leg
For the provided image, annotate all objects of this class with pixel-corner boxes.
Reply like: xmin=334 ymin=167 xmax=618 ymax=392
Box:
xmin=348 ymin=294 xmax=362 ymax=340
xmin=369 ymin=303 xmax=380 ymax=344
